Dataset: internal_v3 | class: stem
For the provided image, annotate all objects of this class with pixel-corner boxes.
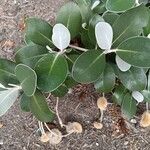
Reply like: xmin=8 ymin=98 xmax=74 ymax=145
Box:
xmin=44 ymin=123 xmax=60 ymax=137
xmin=69 ymin=44 xmax=88 ymax=52
xmin=62 ymin=131 xmax=74 ymax=137
xmin=100 ymin=109 xmax=104 ymax=122
xmin=46 ymin=93 xmax=51 ymax=100
xmin=8 ymin=84 xmax=22 ymax=90
xmin=102 ymin=93 xmax=105 ymax=97
xmin=38 ymin=121 xmax=45 ymax=134
xmin=103 ymin=49 xmax=117 ymax=54
xmin=46 ymin=45 xmax=53 ymax=52
xmin=58 ymin=49 xmax=66 ymax=55
xmin=44 ymin=122 xmax=73 ymax=138
xmin=56 ymin=97 xmax=65 ymax=128
xmin=146 ymin=102 xmax=149 ymax=111
xmin=135 ymin=0 xmax=140 ymax=6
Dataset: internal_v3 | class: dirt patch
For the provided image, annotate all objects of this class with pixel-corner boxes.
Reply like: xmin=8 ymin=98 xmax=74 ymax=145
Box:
xmin=0 ymin=0 xmax=150 ymax=150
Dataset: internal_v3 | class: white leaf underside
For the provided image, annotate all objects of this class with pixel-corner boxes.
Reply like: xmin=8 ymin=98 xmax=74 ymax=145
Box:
xmin=132 ymin=91 xmax=144 ymax=103
xmin=95 ymin=22 xmax=113 ymax=50
xmin=52 ymin=23 xmax=71 ymax=51
xmin=116 ymin=55 xmax=131 ymax=72
xmin=0 ymin=88 xmax=19 ymax=116
xmin=91 ymin=0 xmax=100 ymax=10
xmin=0 ymin=83 xmax=6 ymax=89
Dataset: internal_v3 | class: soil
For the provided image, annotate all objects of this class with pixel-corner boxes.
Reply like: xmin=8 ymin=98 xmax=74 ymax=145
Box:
xmin=0 ymin=0 xmax=150 ymax=150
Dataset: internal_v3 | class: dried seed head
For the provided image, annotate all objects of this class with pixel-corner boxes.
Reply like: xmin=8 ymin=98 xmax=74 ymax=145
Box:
xmin=40 ymin=132 xmax=50 ymax=143
xmin=93 ymin=122 xmax=103 ymax=129
xmin=97 ymin=97 xmax=108 ymax=110
xmin=140 ymin=111 xmax=150 ymax=127
xmin=66 ymin=122 xmax=83 ymax=134
xmin=49 ymin=129 xmax=62 ymax=145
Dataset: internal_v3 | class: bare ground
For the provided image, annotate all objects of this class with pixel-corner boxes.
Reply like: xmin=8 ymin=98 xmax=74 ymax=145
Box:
xmin=0 ymin=0 xmax=150 ymax=150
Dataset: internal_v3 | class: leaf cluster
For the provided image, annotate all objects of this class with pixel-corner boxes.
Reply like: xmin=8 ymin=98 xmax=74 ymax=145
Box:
xmin=0 ymin=0 xmax=150 ymax=121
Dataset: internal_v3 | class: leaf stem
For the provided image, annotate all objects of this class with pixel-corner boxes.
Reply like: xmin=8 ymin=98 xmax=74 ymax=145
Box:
xmin=8 ymin=84 xmax=22 ymax=90
xmin=100 ymin=109 xmax=104 ymax=122
xmin=146 ymin=102 xmax=149 ymax=111
xmin=103 ymin=49 xmax=117 ymax=54
xmin=69 ymin=44 xmax=88 ymax=52
xmin=38 ymin=121 xmax=45 ymax=134
xmin=56 ymin=97 xmax=66 ymax=128
xmin=44 ymin=122 xmax=60 ymax=137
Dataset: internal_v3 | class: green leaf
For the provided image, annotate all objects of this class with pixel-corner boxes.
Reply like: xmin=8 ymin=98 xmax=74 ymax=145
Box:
xmin=25 ymin=18 xmax=53 ymax=47
xmin=141 ymin=90 xmax=150 ymax=102
xmin=81 ymin=29 xmax=95 ymax=49
xmin=66 ymin=52 xmax=80 ymax=72
xmin=144 ymin=10 xmax=150 ymax=36
xmin=103 ymin=12 xmax=119 ymax=26
xmin=141 ymin=70 xmax=150 ymax=102
xmin=15 ymin=64 xmax=37 ymax=96
xmin=88 ymin=14 xmax=104 ymax=44
xmin=112 ymin=84 xmax=128 ymax=105
xmin=35 ymin=53 xmax=68 ymax=92
xmin=121 ymin=93 xmax=137 ymax=119
xmin=24 ymin=35 xmax=35 ymax=45
xmin=139 ymin=0 xmax=149 ymax=4
xmin=15 ymin=45 xmax=48 ymax=68
xmin=20 ymin=93 xmax=30 ymax=112
xmin=92 ymin=2 xmax=106 ymax=14
xmin=116 ymin=37 xmax=150 ymax=67
xmin=117 ymin=67 xmax=147 ymax=91
xmin=0 ymin=88 xmax=20 ymax=116
xmin=56 ymin=2 xmax=82 ymax=38
xmin=64 ymin=75 xmax=78 ymax=88
xmin=75 ymin=0 xmax=94 ymax=23
xmin=0 ymin=59 xmax=19 ymax=86
xmin=112 ymin=5 xmax=149 ymax=47
xmin=30 ymin=90 xmax=55 ymax=122
xmin=51 ymin=84 xmax=68 ymax=97
xmin=94 ymin=64 xmax=115 ymax=93
xmin=106 ymin=0 xmax=135 ymax=13
xmin=72 ymin=50 xmax=105 ymax=83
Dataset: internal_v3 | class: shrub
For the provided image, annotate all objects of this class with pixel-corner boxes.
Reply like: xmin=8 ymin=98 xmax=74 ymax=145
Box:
xmin=0 ymin=0 xmax=150 ymax=122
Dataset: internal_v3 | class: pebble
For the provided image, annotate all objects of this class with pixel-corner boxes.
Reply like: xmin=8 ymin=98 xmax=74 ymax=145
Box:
xmin=130 ymin=119 xmax=137 ymax=124
xmin=96 ymin=142 xmax=99 ymax=146
xmin=124 ymin=141 xmax=129 ymax=146
xmin=0 ymin=139 xmax=3 ymax=145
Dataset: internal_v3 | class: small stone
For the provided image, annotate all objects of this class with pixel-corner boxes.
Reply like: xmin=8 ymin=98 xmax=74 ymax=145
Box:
xmin=130 ymin=119 xmax=137 ymax=124
xmin=68 ymin=88 xmax=73 ymax=94
xmin=124 ymin=141 xmax=129 ymax=146
xmin=96 ymin=142 xmax=99 ymax=146
xmin=0 ymin=139 xmax=3 ymax=145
